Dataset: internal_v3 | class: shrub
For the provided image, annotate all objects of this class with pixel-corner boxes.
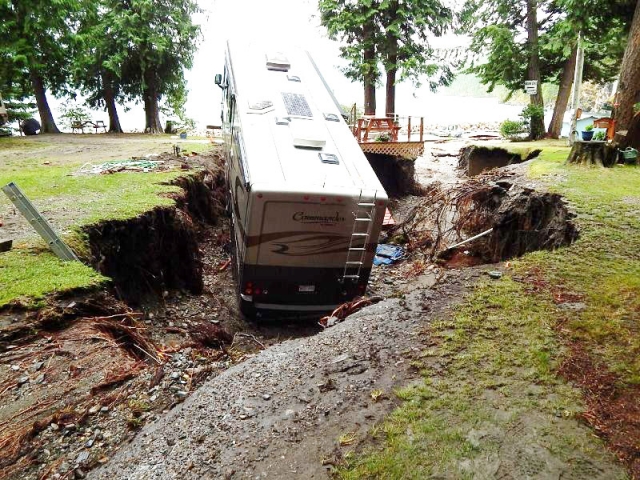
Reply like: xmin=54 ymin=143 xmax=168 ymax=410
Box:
xmin=593 ymin=131 xmax=606 ymax=141
xmin=499 ymin=119 xmax=527 ymax=140
xmin=520 ymin=104 xmax=545 ymax=139
xmin=585 ymin=124 xmax=594 ymax=131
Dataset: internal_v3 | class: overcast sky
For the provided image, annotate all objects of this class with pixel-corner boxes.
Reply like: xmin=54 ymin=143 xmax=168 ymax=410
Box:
xmin=51 ymin=0 xmax=520 ymax=131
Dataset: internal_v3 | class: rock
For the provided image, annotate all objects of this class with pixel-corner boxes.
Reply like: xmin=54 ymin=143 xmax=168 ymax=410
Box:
xmin=262 ymin=394 xmax=271 ymax=401
xmin=488 ymin=271 xmax=503 ymax=279
xmin=76 ymin=451 xmax=89 ymax=464
xmin=65 ymin=423 xmax=77 ymax=431
xmin=170 ymin=372 xmax=180 ymax=380
xmin=100 ymin=406 xmax=109 ymax=413
xmin=86 ymin=439 xmax=94 ymax=448
xmin=10 ymin=365 xmax=20 ymax=371
xmin=89 ymin=405 xmax=100 ymax=415
xmin=50 ymin=423 xmax=59 ymax=431
xmin=35 ymin=373 xmax=46 ymax=384
xmin=176 ymin=391 xmax=188 ymax=398
xmin=558 ymin=302 xmax=587 ymax=311
xmin=31 ymin=361 xmax=45 ymax=372
xmin=17 ymin=376 xmax=29 ymax=385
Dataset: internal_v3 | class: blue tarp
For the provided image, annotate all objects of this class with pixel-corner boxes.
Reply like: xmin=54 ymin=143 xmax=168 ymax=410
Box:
xmin=373 ymin=244 xmax=405 ymax=266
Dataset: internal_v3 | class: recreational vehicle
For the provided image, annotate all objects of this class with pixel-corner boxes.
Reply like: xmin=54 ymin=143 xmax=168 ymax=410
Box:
xmin=216 ymin=41 xmax=388 ymax=315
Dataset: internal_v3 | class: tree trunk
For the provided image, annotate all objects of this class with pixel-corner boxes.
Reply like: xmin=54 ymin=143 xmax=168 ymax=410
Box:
xmin=614 ymin=0 xmax=640 ymax=147
xmin=363 ymin=21 xmax=377 ymax=116
xmin=625 ymin=112 xmax=640 ymax=150
xmin=548 ymin=44 xmax=577 ymax=139
xmin=384 ymin=10 xmax=399 ymax=118
xmin=385 ymin=53 xmax=397 ymax=118
xmin=103 ymin=72 xmax=123 ymax=133
xmin=566 ymin=141 xmax=618 ymax=167
xmin=526 ymin=0 xmax=545 ymax=140
xmin=143 ymin=71 xmax=162 ymax=134
xmin=29 ymin=71 xmax=60 ymax=134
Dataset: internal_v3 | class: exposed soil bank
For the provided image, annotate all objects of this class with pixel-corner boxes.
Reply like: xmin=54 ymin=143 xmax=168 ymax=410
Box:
xmin=83 ymin=167 xmax=226 ymax=305
xmin=365 ymin=153 xmax=422 ymax=197
xmin=392 ymin=173 xmax=579 ymax=263
xmin=458 ymin=146 xmax=541 ymax=176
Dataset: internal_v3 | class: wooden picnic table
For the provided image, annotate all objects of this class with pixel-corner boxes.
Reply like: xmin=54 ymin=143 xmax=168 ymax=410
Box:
xmin=356 ymin=117 xmax=402 ymax=142
xmin=71 ymin=120 xmax=107 ymax=134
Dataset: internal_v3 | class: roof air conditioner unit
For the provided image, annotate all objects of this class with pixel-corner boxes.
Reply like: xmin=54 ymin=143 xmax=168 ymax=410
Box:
xmin=289 ymin=120 xmax=326 ymax=149
xmin=266 ymin=51 xmax=290 ymax=71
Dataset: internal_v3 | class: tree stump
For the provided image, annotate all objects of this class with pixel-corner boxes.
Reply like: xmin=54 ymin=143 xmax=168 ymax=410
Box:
xmin=566 ymin=141 xmax=618 ymax=167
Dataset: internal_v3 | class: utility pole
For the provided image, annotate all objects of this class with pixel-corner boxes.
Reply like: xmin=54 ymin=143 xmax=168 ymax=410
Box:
xmin=569 ymin=33 xmax=585 ymax=146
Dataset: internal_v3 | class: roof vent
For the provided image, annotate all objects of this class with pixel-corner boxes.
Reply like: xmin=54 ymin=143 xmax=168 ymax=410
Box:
xmin=266 ymin=51 xmax=290 ymax=71
xmin=248 ymin=98 xmax=273 ymax=113
xmin=319 ymin=153 xmax=339 ymax=165
xmin=290 ymin=120 xmax=326 ymax=149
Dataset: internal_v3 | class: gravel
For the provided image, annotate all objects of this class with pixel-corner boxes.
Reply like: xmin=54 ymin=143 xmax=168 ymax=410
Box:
xmin=90 ymin=269 xmax=475 ymax=480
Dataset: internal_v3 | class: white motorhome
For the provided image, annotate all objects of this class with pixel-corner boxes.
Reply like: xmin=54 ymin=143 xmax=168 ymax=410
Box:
xmin=216 ymin=41 xmax=388 ymax=315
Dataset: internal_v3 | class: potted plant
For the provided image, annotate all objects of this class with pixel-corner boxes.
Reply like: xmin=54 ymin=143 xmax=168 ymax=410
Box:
xmin=581 ymin=124 xmax=594 ymax=141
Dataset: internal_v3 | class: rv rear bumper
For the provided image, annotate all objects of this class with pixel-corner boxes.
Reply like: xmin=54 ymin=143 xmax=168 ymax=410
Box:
xmin=238 ymin=264 xmax=371 ymax=314
xmin=253 ymin=302 xmax=340 ymax=312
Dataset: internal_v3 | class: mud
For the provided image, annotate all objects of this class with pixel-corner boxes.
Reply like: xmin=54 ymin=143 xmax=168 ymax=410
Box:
xmin=0 ymin=148 xmax=323 ymax=480
xmin=90 ymin=266 xmax=487 ymax=480
xmin=458 ymin=145 xmax=541 ymax=176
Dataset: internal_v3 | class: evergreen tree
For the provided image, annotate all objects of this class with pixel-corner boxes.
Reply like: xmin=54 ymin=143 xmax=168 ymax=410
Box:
xmin=0 ymin=0 xmax=82 ymax=133
xmin=319 ymin=0 xmax=454 ymax=116
xmin=101 ymin=0 xmax=201 ymax=133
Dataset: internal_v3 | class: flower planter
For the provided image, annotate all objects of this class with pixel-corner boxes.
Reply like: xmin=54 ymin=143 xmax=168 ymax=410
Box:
xmin=581 ymin=130 xmax=594 ymax=141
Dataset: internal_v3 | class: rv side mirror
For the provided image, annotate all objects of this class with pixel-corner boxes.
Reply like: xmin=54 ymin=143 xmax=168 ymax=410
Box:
xmin=215 ymin=74 xmax=223 ymax=89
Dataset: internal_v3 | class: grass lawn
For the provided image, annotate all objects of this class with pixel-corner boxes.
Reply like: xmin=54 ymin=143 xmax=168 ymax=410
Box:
xmin=338 ymin=140 xmax=639 ymax=478
xmin=0 ymin=134 xmax=213 ymax=308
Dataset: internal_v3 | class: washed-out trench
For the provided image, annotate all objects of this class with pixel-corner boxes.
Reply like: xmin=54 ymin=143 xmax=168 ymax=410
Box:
xmin=0 ymin=145 xmax=585 ymax=480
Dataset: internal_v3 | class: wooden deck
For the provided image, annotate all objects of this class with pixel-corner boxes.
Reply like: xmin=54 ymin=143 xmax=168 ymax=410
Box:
xmin=351 ymin=115 xmax=425 ymax=159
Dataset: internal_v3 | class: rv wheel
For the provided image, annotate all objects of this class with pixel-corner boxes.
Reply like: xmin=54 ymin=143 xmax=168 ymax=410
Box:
xmin=239 ymin=299 xmax=257 ymax=319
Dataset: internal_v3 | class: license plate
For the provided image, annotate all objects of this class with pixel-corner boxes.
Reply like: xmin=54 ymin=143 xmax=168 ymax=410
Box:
xmin=298 ymin=285 xmax=315 ymax=293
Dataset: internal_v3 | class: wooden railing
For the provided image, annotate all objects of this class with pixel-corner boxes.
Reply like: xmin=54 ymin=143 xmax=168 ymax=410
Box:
xmin=352 ymin=115 xmax=424 ymax=143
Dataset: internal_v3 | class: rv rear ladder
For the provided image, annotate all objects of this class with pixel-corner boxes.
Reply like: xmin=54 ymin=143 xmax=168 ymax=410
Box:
xmin=342 ymin=192 xmax=378 ymax=283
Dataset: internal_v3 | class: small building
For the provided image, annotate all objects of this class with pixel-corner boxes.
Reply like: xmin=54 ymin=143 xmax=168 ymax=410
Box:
xmin=560 ymin=112 xmax=610 ymax=138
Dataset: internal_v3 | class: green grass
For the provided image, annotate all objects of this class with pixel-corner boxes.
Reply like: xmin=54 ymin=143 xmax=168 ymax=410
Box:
xmin=0 ymin=135 xmax=216 ymax=308
xmin=338 ymin=140 xmax=638 ymax=478
xmin=0 ymin=167 xmax=184 ymax=224
xmin=0 ymin=247 xmax=108 ymax=308
xmin=339 ymin=279 xmax=619 ymax=479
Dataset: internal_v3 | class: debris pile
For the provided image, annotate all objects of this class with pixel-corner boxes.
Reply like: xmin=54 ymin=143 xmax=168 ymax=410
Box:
xmin=319 ymin=296 xmax=383 ymax=328
xmin=388 ymin=172 xmax=579 ymax=263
